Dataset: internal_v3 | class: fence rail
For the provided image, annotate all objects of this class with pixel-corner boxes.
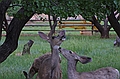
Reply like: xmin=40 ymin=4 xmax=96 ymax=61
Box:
xmin=2 ymin=19 xmax=115 ymax=36
xmin=7 ymin=20 xmax=99 ymax=35
xmin=6 ymin=20 xmax=99 ymax=35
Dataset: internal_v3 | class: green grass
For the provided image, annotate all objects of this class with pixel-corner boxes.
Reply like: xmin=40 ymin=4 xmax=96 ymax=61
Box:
xmin=0 ymin=32 xmax=120 ymax=79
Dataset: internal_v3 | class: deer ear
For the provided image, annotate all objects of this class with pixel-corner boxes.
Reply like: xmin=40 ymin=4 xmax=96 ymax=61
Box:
xmin=58 ymin=30 xmax=66 ymax=37
xmin=38 ymin=32 xmax=49 ymax=41
xmin=23 ymin=71 xmax=28 ymax=79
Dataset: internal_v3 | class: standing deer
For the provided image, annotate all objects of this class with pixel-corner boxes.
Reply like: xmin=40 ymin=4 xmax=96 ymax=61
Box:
xmin=59 ymin=47 xmax=120 ymax=79
xmin=23 ymin=30 xmax=66 ymax=79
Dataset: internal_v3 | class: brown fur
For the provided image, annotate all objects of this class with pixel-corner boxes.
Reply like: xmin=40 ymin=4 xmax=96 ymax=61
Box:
xmin=59 ymin=48 xmax=119 ymax=79
xmin=23 ymin=30 xmax=65 ymax=79
xmin=23 ymin=53 xmax=62 ymax=79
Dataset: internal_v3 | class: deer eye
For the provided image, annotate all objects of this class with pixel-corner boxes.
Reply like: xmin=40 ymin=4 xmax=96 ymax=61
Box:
xmin=52 ymin=36 xmax=56 ymax=39
xmin=69 ymin=51 xmax=73 ymax=54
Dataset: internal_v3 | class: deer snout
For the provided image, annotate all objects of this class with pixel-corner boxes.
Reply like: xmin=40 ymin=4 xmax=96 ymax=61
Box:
xmin=114 ymin=41 xmax=117 ymax=46
xmin=58 ymin=47 xmax=64 ymax=53
xmin=53 ymin=45 xmax=60 ymax=49
xmin=58 ymin=47 xmax=61 ymax=52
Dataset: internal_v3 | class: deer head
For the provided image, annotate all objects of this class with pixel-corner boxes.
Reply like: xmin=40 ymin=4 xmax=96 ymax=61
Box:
xmin=59 ymin=47 xmax=92 ymax=64
xmin=114 ymin=36 xmax=120 ymax=47
xmin=38 ymin=30 xmax=66 ymax=48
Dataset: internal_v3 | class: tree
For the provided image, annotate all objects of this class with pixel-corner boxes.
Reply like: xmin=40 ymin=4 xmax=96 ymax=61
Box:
xmin=77 ymin=0 xmax=120 ymax=38
xmin=0 ymin=0 xmax=79 ymax=63
xmin=0 ymin=0 xmax=120 ymax=63
xmin=90 ymin=16 xmax=111 ymax=38
xmin=0 ymin=0 xmax=34 ymax=63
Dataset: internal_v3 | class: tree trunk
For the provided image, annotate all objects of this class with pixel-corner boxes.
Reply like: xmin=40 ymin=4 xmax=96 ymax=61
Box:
xmin=108 ymin=10 xmax=120 ymax=38
xmin=0 ymin=8 xmax=34 ymax=63
xmin=101 ymin=18 xmax=111 ymax=38
xmin=22 ymin=40 xmax=34 ymax=55
xmin=0 ymin=0 xmax=12 ymax=40
xmin=91 ymin=16 xmax=110 ymax=38
xmin=100 ymin=28 xmax=110 ymax=38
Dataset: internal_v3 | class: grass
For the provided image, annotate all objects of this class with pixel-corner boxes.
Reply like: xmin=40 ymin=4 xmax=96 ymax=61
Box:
xmin=0 ymin=31 xmax=120 ymax=79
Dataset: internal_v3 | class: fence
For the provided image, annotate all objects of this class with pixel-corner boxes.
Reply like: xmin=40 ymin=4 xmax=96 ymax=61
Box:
xmin=7 ymin=20 xmax=98 ymax=35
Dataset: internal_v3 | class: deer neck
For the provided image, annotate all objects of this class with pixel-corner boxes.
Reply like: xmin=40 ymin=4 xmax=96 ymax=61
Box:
xmin=50 ymin=48 xmax=60 ymax=78
xmin=51 ymin=48 xmax=60 ymax=67
xmin=67 ymin=60 xmax=78 ymax=79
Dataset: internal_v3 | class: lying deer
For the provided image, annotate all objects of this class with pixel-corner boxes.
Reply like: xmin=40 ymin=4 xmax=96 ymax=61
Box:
xmin=23 ymin=30 xmax=66 ymax=79
xmin=23 ymin=53 xmax=51 ymax=79
xmin=59 ymin=47 xmax=120 ymax=79
xmin=114 ymin=36 xmax=120 ymax=47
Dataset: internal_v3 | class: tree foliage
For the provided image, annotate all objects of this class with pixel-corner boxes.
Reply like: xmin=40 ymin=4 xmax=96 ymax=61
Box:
xmin=6 ymin=0 xmax=120 ymax=21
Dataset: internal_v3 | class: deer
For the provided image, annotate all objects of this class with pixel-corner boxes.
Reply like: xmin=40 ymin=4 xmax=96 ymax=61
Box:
xmin=114 ymin=36 xmax=120 ymax=47
xmin=23 ymin=53 xmax=51 ymax=79
xmin=23 ymin=30 xmax=66 ymax=79
xmin=58 ymin=47 xmax=120 ymax=79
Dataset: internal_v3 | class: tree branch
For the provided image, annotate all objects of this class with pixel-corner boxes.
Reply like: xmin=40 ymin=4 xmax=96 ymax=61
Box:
xmin=0 ymin=7 xmax=34 ymax=63
xmin=0 ymin=0 xmax=12 ymax=40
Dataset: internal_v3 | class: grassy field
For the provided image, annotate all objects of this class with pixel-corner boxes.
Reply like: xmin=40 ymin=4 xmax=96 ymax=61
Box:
xmin=0 ymin=31 xmax=120 ymax=79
